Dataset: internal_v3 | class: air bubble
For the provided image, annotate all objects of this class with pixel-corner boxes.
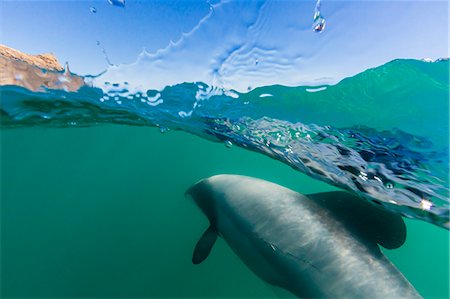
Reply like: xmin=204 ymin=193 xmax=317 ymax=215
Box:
xmin=313 ymin=17 xmax=326 ymax=33
xmin=385 ymin=182 xmax=394 ymax=189
xmin=207 ymin=1 xmax=213 ymax=11
xmin=159 ymin=126 xmax=168 ymax=134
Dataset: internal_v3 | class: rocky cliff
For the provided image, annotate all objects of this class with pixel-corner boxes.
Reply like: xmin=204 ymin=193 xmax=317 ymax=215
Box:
xmin=0 ymin=44 xmax=85 ymax=92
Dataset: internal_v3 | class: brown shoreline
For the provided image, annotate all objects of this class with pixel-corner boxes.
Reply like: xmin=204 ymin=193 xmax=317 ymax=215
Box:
xmin=0 ymin=44 xmax=85 ymax=92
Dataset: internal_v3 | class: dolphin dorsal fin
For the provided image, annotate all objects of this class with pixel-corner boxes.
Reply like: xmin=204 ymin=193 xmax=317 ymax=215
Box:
xmin=192 ymin=225 xmax=218 ymax=264
xmin=307 ymin=191 xmax=406 ymax=249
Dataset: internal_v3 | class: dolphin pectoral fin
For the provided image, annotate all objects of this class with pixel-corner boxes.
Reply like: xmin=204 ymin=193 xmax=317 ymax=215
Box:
xmin=307 ymin=191 xmax=406 ymax=249
xmin=192 ymin=225 xmax=218 ymax=264
xmin=268 ymin=285 xmax=297 ymax=298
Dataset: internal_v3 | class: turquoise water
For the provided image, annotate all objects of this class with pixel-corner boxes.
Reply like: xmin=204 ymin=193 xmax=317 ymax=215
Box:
xmin=1 ymin=127 xmax=449 ymax=298
xmin=1 ymin=58 xmax=449 ymax=299
xmin=1 ymin=0 xmax=449 ymax=298
xmin=2 ymin=59 xmax=449 ymax=228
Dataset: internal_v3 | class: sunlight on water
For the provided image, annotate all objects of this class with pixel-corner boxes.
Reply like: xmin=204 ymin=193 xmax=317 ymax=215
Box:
xmin=224 ymin=140 xmax=233 ymax=148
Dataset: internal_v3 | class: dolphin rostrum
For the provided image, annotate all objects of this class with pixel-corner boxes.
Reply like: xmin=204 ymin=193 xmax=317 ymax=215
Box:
xmin=186 ymin=174 xmax=422 ymax=299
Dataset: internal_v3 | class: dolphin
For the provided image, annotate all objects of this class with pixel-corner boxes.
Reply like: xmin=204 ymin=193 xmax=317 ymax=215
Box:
xmin=186 ymin=174 xmax=422 ymax=299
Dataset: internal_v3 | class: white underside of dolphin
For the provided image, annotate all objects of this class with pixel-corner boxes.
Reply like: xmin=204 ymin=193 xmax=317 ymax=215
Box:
xmin=186 ymin=174 xmax=422 ymax=299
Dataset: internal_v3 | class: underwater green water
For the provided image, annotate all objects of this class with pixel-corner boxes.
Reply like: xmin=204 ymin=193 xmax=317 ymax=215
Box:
xmin=3 ymin=59 xmax=449 ymax=229
xmin=1 ymin=126 xmax=448 ymax=298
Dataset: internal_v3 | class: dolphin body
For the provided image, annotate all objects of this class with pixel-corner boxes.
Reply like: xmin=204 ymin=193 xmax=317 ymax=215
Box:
xmin=186 ymin=174 xmax=422 ymax=299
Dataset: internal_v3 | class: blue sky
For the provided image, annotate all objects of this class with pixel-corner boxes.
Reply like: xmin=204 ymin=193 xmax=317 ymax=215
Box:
xmin=1 ymin=0 xmax=448 ymax=90
xmin=1 ymin=0 xmax=211 ymax=73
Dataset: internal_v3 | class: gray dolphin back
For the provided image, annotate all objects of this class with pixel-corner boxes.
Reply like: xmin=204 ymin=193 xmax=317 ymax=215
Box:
xmin=306 ymin=191 xmax=406 ymax=249
xmin=187 ymin=174 xmax=422 ymax=299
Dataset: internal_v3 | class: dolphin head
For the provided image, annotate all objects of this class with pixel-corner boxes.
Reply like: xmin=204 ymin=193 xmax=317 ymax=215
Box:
xmin=186 ymin=176 xmax=230 ymax=264
xmin=185 ymin=177 xmax=218 ymax=225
